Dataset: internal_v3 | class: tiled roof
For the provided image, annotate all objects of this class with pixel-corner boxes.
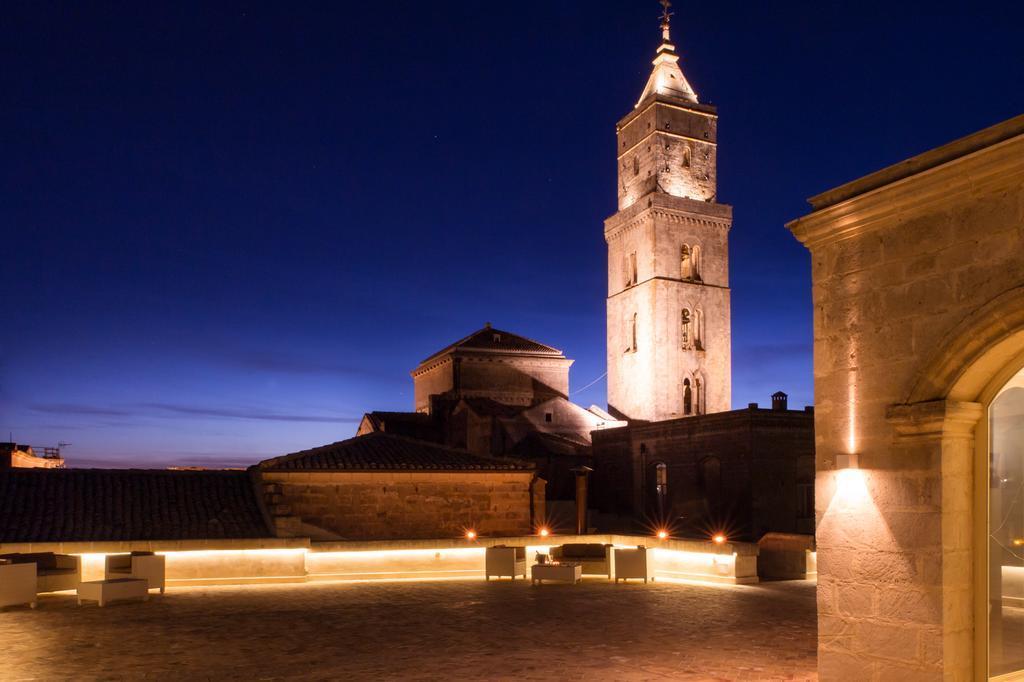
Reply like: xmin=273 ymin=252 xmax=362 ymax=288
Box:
xmin=0 ymin=469 xmax=274 ymax=543
xmin=259 ymin=432 xmax=534 ymax=472
xmin=419 ymin=326 xmax=563 ymax=364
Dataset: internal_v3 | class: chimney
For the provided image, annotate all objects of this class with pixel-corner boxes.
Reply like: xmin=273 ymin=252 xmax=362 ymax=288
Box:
xmin=771 ymin=391 xmax=788 ymax=411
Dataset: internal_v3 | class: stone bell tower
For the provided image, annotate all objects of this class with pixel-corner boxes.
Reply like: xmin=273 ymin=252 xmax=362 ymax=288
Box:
xmin=606 ymin=2 xmax=732 ymax=422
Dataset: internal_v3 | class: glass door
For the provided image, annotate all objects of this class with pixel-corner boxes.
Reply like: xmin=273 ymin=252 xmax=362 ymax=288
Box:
xmin=990 ymin=367 xmax=1024 ymax=678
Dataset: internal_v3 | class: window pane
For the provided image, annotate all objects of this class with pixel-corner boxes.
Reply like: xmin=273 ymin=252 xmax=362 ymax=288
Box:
xmin=990 ymin=367 xmax=1024 ymax=677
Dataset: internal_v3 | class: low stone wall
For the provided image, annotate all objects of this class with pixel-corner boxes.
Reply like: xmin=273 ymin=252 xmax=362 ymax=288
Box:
xmin=309 ymin=534 xmax=759 ymax=585
xmin=0 ymin=539 xmax=311 ymax=586
xmin=264 ymin=471 xmax=539 ymax=540
xmin=3 ymin=534 xmax=759 ymax=586
xmin=757 ymin=533 xmax=817 ymax=581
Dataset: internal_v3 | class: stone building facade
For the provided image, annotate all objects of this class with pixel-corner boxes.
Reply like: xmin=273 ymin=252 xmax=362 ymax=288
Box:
xmin=788 ymin=115 xmax=1024 ymax=680
xmin=0 ymin=442 xmax=64 ymax=469
xmin=606 ymin=23 xmax=731 ymax=422
xmin=258 ymin=432 xmax=543 ymax=541
xmin=411 ymin=324 xmax=573 ymax=414
xmin=360 ymin=326 xmax=625 ymax=503
xmin=592 ymin=396 xmax=815 ymax=541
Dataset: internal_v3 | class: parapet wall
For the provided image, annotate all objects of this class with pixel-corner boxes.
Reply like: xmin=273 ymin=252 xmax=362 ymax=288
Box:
xmin=2 ymin=534 xmax=761 ymax=586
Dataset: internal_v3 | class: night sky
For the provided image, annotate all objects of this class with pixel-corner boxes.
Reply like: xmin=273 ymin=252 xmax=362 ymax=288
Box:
xmin=3 ymin=2 xmax=1023 ymax=468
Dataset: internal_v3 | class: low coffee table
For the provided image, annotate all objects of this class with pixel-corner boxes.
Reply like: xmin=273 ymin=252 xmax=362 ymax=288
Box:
xmin=531 ymin=562 xmax=582 ymax=585
xmin=77 ymin=578 xmax=149 ymax=607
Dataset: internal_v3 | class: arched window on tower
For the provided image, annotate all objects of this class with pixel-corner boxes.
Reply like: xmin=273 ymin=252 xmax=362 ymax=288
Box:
xmin=633 ymin=155 xmax=640 ymax=176
xmin=680 ymin=309 xmax=692 ymax=349
xmin=683 ymin=378 xmax=693 ymax=415
xmin=682 ymin=145 xmax=691 ymax=168
xmin=694 ymin=376 xmax=704 ymax=415
xmin=626 ymin=312 xmax=637 ymax=353
xmin=691 ymin=245 xmax=702 ymax=281
xmin=680 ymin=245 xmax=692 ymax=280
xmin=694 ymin=308 xmax=704 ymax=351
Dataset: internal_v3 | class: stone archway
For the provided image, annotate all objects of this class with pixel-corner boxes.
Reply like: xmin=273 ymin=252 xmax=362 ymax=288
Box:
xmin=906 ymin=286 xmax=1024 ymax=405
xmin=889 ymin=285 xmax=1024 ymax=680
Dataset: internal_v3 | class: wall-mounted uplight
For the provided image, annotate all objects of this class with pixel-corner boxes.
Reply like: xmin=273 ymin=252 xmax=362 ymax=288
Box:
xmin=537 ymin=527 xmax=550 ymax=538
xmin=712 ymin=533 xmax=727 ymax=545
xmin=835 ymin=453 xmax=868 ymax=506
xmin=656 ymin=529 xmax=669 ymax=540
xmin=464 ymin=530 xmax=477 ymax=541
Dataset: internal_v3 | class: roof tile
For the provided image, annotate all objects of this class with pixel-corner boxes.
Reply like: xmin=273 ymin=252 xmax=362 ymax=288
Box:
xmin=0 ymin=469 xmax=273 ymax=543
xmin=259 ymin=432 xmax=533 ymax=472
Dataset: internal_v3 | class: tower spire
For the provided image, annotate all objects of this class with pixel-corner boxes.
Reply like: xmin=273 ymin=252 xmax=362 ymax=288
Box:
xmin=636 ymin=0 xmax=698 ymax=106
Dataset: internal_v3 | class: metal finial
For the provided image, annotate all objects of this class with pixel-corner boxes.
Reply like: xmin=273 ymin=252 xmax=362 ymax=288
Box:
xmin=659 ymin=0 xmax=673 ymax=42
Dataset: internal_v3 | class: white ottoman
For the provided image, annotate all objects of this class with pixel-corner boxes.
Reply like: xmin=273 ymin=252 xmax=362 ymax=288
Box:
xmin=531 ymin=562 xmax=582 ymax=585
xmin=77 ymin=578 xmax=149 ymax=607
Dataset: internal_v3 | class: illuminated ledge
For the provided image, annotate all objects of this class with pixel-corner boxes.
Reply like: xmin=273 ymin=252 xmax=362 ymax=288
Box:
xmin=6 ymin=534 xmax=759 ymax=587
xmin=309 ymin=533 xmax=756 ymax=557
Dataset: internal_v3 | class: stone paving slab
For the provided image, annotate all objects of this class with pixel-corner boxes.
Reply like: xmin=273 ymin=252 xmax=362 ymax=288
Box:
xmin=1 ymin=578 xmax=817 ymax=680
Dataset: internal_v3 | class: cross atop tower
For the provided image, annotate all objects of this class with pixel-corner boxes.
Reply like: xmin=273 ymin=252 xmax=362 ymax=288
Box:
xmin=660 ymin=0 xmax=673 ymax=42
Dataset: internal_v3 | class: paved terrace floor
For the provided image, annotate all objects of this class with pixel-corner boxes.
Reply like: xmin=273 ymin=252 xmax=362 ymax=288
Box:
xmin=3 ymin=579 xmax=816 ymax=681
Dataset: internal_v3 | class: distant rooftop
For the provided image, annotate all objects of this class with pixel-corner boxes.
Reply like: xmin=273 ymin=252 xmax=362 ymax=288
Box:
xmin=0 ymin=468 xmax=273 ymax=543
xmin=417 ymin=325 xmax=564 ymax=365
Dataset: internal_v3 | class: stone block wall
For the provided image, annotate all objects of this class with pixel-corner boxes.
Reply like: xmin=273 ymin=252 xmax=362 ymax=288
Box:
xmin=413 ymin=354 xmax=571 ymax=414
xmin=262 ymin=471 xmax=541 ymax=541
xmin=616 ymin=97 xmax=718 ymax=209
xmin=789 ymin=120 xmax=1024 ymax=679
xmin=606 ymin=194 xmax=733 ymax=422
xmin=592 ymin=407 xmax=814 ymax=539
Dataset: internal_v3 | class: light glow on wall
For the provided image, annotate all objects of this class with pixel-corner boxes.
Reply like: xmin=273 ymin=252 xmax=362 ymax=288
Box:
xmin=62 ymin=536 xmax=754 ymax=586
xmin=835 ymin=468 xmax=870 ymax=508
xmin=847 ymin=367 xmax=858 ymax=455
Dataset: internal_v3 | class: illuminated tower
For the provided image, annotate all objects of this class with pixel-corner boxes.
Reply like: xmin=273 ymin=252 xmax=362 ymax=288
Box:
xmin=606 ymin=2 xmax=731 ymax=421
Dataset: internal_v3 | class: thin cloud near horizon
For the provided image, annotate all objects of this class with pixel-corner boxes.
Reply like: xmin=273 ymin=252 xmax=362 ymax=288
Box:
xmin=30 ymin=402 xmax=361 ymax=424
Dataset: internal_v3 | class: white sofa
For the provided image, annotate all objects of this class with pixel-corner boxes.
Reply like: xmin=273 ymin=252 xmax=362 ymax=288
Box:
xmin=0 ymin=553 xmax=80 ymax=593
xmin=614 ymin=547 xmax=654 ymax=583
xmin=105 ymin=552 xmax=166 ymax=593
xmin=485 ymin=546 xmax=527 ymax=580
xmin=550 ymin=543 xmax=614 ymax=579
xmin=0 ymin=561 xmax=37 ymax=608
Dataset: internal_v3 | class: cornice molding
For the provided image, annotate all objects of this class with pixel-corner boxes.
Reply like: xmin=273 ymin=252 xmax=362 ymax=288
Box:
xmin=617 ymin=95 xmax=718 ymax=130
xmin=605 ymin=204 xmax=732 ymax=242
xmin=617 ymin=129 xmax=717 ymax=160
xmin=787 ymin=134 xmax=1024 ymax=251
xmin=886 ymin=400 xmax=984 ymax=443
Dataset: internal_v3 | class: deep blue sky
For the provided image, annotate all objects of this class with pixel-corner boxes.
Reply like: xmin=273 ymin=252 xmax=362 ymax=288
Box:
xmin=2 ymin=2 xmax=1022 ymax=468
